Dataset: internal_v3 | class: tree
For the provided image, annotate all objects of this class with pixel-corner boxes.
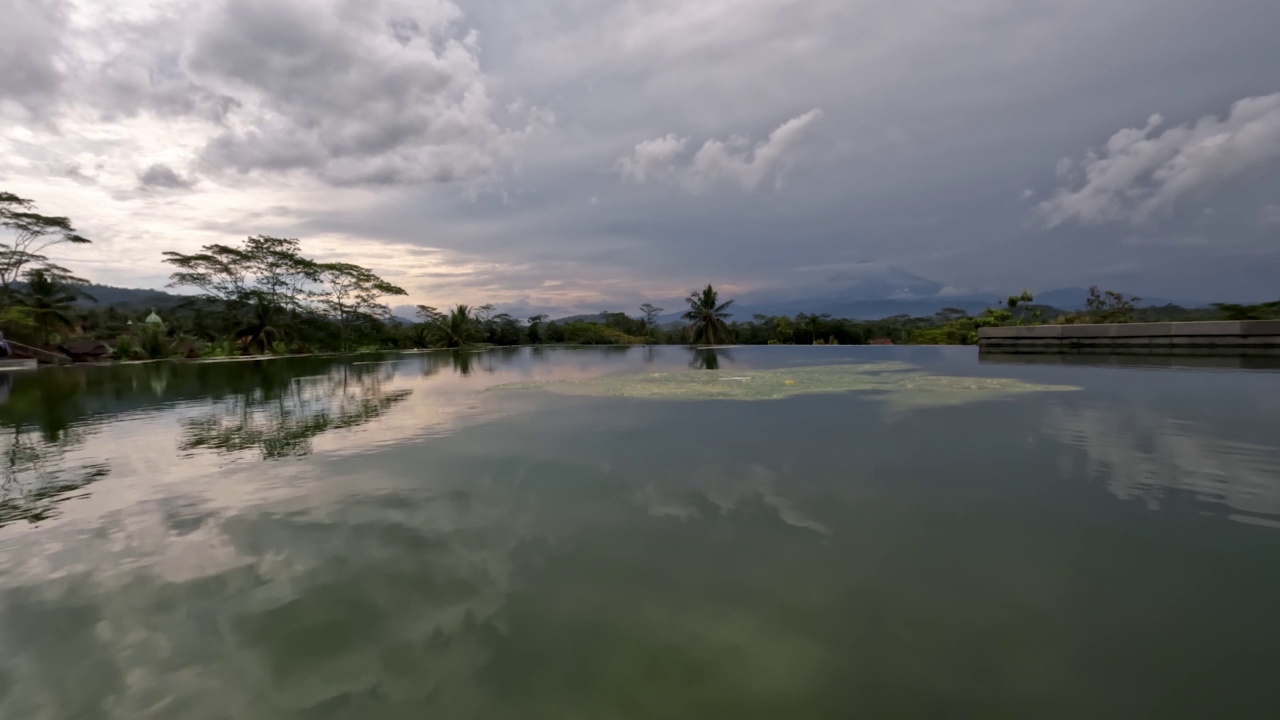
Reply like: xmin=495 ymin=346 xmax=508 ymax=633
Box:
xmin=415 ymin=305 xmax=443 ymax=324
xmin=0 ymin=192 xmax=92 ymax=297
xmin=163 ymin=236 xmax=315 ymax=320
xmin=242 ymin=236 xmax=315 ymax=312
xmin=1212 ymin=301 xmax=1280 ymax=321
xmin=639 ymin=303 xmax=664 ymax=341
xmin=20 ymin=268 xmax=93 ymax=344
xmin=1004 ymin=289 xmax=1037 ymax=324
xmin=234 ymin=299 xmax=281 ymax=354
xmin=770 ymin=315 xmax=795 ymax=344
xmin=1084 ymin=286 xmax=1141 ymax=323
xmin=682 ymin=284 xmax=734 ymax=345
xmin=162 ymin=243 xmax=253 ymax=308
xmin=314 ymin=263 xmax=407 ymax=351
xmin=428 ymin=304 xmax=484 ymax=348
xmin=796 ymin=312 xmax=832 ymax=345
xmin=526 ymin=314 xmax=549 ymax=344
xmin=486 ymin=312 xmax=524 ymax=346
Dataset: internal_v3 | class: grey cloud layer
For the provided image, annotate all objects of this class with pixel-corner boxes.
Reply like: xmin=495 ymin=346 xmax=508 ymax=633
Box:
xmin=4 ymin=0 xmax=1280 ymax=306
xmin=138 ymin=164 xmax=196 ymax=190
xmin=189 ymin=0 xmax=526 ymax=185
xmin=0 ymin=0 xmax=68 ymax=113
xmin=4 ymin=0 xmax=538 ymax=188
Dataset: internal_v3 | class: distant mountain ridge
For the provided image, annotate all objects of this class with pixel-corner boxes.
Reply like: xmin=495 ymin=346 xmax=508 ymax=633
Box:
xmin=56 ymin=271 xmax=1194 ymax=322
xmin=66 ymin=284 xmax=189 ymax=309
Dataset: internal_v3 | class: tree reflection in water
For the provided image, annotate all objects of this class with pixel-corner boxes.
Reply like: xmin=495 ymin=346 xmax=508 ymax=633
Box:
xmin=1 ymin=426 xmax=110 ymax=528
xmin=0 ymin=356 xmax=418 ymax=524
xmin=179 ymin=363 xmax=412 ymax=460
xmin=689 ymin=347 xmax=734 ymax=370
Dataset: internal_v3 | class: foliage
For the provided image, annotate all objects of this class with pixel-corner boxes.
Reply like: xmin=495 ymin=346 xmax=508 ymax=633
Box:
xmin=639 ymin=303 xmax=664 ymax=341
xmin=427 ymin=305 xmax=484 ymax=348
xmin=314 ymin=262 xmax=408 ymax=350
xmin=682 ymin=285 xmax=734 ymax=345
xmin=482 ymin=312 xmax=526 ymax=346
xmin=526 ymin=314 xmax=549 ymax=345
xmin=19 ymin=268 xmax=93 ymax=344
xmin=561 ymin=321 xmax=645 ymax=345
xmin=1005 ymin=289 xmax=1043 ymax=325
xmin=234 ymin=300 xmax=281 ymax=354
xmin=201 ymin=339 xmax=238 ymax=358
xmin=0 ymin=306 xmax=35 ymax=333
xmin=1211 ymin=301 xmax=1280 ymax=321
xmin=162 ymin=243 xmax=252 ymax=306
xmin=0 ymin=191 xmax=92 ymax=296
xmin=136 ymin=325 xmax=172 ymax=360
xmin=163 ymin=236 xmax=406 ymax=353
xmin=111 ymin=336 xmax=136 ymax=361
xmin=1083 ymin=285 xmax=1141 ymax=323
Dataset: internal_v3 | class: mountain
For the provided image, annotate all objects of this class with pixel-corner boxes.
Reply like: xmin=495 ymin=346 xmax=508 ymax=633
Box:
xmin=59 ymin=272 xmax=1193 ymax=325
xmin=71 ymin=284 xmax=191 ymax=309
xmin=728 ymin=298 xmax=997 ymax=320
xmin=735 ymin=266 xmax=945 ymax=307
xmin=718 ymin=266 xmax=986 ymax=320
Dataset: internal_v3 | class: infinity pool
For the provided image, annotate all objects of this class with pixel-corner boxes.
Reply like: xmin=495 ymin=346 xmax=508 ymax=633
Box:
xmin=2 ymin=346 xmax=1278 ymax=718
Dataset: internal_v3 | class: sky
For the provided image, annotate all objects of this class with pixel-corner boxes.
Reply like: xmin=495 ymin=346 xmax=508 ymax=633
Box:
xmin=2 ymin=0 xmax=1279 ymax=315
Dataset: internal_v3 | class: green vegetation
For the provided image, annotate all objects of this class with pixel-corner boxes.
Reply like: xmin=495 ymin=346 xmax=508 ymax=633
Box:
xmin=2 ymin=190 xmax=1277 ymax=361
xmin=683 ymin=284 xmax=734 ymax=345
xmin=0 ymin=192 xmax=91 ymax=299
xmin=423 ymin=305 xmax=485 ymax=348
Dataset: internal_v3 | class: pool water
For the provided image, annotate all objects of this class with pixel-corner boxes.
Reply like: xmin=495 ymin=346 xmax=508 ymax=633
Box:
xmin=1 ymin=346 xmax=1278 ymax=719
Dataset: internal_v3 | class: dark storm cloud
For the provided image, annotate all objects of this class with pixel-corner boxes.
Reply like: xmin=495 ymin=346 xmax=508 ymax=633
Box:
xmin=5 ymin=0 xmax=1280 ymax=305
xmin=185 ymin=0 xmax=521 ymax=185
xmin=138 ymin=163 xmax=195 ymax=189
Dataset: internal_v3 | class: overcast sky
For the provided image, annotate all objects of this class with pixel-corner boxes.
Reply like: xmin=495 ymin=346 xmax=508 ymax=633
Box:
xmin=3 ymin=0 xmax=1279 ymax=314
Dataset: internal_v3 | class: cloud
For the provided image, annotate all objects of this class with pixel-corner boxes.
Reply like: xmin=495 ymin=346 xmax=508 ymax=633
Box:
xmin=617 ymin=134 xmax=689 ymax=184
xmin=1039 ymin=93 xmax=1280 ymax=227
xmin=1263 ymin=203 xmax=1280 ymax=227
xmin=185 ymin=0 xmax=529 ymax=186
xmin=1042 ymin=402 xmax=1280 ymax=522
xmin=138 ymin=163 xmax=196 ymax=190
xmin=6 ymin=0 xmax=1280 ymax=306
xmin=618 ymin=110 xmax=823 ymax=192
xmin=2 ymin=0 xmax=541 ymax=189
xmin=0 ymin=0 xmax=70 ymax=117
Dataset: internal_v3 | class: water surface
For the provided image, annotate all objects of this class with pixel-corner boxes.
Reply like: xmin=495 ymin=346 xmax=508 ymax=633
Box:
xmin=2 ymin=347 xmax=1279 ymax=718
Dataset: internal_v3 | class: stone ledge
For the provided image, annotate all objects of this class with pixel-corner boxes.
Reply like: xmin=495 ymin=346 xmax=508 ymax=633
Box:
xmin=979 ymin=320 xmax=1280 ymax=340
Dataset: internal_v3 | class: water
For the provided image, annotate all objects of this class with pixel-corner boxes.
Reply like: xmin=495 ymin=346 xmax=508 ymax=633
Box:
xmin=2 ymin=346 xmax=1279 ymax=719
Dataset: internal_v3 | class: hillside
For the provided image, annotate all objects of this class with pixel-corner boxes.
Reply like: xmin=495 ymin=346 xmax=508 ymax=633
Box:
xmin=72 ymin=284 xmax=191 ymax=309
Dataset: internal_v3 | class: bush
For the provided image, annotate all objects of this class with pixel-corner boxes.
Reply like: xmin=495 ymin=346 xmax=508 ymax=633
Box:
xmin=111 ymin=336 xmax=136 ymax=361
xmin=200 ymin=339 xmax=237 ymax=358
xmin=137 ymin=326 xmax=171 ymax=360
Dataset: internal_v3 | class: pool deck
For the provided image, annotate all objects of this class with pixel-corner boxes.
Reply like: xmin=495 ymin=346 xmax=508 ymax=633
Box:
xmin=978 ymin=320 xmax=1280 ymax=355
xmin=0 ymin=358 xmax=39 ymax=371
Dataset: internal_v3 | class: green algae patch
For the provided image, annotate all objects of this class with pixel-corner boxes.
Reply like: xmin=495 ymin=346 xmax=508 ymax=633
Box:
xmin=489 ymin=362 xmax=1078 ymax=410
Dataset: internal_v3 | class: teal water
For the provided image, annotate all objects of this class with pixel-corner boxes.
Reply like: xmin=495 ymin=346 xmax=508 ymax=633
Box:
xmin=2 ymin=347 xmax=1279 ymax=718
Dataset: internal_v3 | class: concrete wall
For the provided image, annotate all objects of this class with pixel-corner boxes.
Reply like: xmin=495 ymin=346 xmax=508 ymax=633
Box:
xmin=978 ymin=320 xmax=1280 ymax=354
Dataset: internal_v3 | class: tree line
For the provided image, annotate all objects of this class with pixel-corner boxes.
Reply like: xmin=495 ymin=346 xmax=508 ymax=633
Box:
xmin=3 ymin=191 xmax=1277 ymax=361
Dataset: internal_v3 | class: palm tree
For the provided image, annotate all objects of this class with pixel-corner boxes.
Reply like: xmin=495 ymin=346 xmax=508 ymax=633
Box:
xmin=682 ymin=284 xmax=734 ymax=345
xmin=20 ymin=268 xmax=92 ymax=344
xmin=429 ymin=304 xmax=484 ymax=348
